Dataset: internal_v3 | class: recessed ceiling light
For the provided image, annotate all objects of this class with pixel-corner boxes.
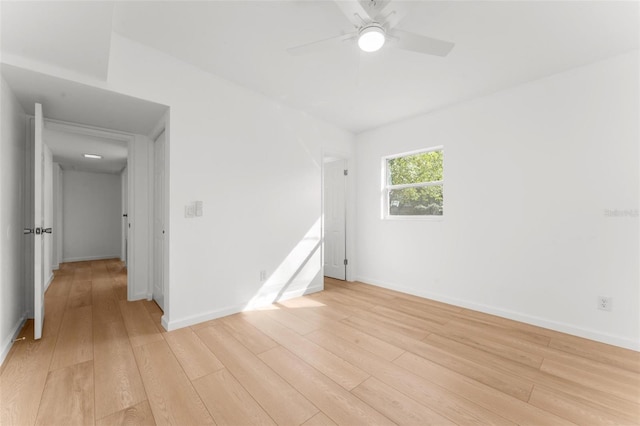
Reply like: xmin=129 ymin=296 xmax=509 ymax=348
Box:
xmin=358 ymin=24 xmax=386 ymax=53
xmin=83 ymin=154 xmax=102 ymax=159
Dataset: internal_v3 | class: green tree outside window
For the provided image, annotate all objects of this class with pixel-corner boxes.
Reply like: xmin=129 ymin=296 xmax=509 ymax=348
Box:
xmin=386 ymin=150 xmax=443 ymax=216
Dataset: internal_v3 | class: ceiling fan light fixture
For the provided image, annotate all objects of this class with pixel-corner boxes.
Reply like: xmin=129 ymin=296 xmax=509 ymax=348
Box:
xmin=358 ymin=24 xmax=386 ymax=52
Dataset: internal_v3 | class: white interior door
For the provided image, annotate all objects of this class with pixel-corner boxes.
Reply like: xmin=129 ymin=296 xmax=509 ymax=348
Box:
xmin=33 ymin=103 xmax=45 ymax=339
xmin=121 ymin=168 xmax=128 ymax=266
xmin=323 ymin=159 xmax=347 ymax=280
xmin=153 ymin=131 xmax=165 ymax=310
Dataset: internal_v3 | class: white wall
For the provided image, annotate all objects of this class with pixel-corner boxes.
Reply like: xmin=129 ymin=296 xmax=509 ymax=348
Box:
xmin=0 ymin=77 xmax=27 ymax=364
xmin=356 ymin=51 xmax=639 ymax=350
xmin=106 ymin=34 xmax=355 ymax=329
xmin=62 ymin=170 xmax=122 ymax=262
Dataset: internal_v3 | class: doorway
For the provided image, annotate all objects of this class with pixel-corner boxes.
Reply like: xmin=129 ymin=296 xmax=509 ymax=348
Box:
xmin=25 ymin=109 xmax=129 ymax=339
xmin=323 ymin=157 xmax=347 ymax=280
xmin=2 ymin=65 xmax=169 ymax=337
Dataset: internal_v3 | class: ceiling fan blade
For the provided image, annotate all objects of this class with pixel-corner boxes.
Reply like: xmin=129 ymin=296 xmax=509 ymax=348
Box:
xmin=388 ymin=29 xmax=454 ymax=57
xmin=333 ymin=0 xmax=373 ymax=27
xmin=287 ymin=32 xmax=356 ymax=56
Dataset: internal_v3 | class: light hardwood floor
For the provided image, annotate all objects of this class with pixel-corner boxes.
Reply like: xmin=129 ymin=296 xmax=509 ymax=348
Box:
xmin=1 ymin=259 xmax=638 ymax=425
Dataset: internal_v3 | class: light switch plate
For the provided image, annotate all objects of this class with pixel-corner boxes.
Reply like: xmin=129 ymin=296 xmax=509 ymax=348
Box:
xmin=195 ymin=201 xmax=203 ymax=217
xmin=185 ymin=203 xmax=195 ymax=218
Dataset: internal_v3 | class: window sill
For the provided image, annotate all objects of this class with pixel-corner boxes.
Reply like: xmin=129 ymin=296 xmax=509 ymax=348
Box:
xmin=383 ymin=215 xmax=444 ymax=222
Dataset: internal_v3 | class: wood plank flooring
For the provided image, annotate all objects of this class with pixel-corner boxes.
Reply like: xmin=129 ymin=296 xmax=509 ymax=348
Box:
xmin=1 ymin=260 xmax=638 ymax=425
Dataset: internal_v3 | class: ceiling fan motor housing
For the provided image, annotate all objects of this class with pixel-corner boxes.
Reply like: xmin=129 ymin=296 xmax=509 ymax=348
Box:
xmin=358 ymin=23 xmax=386 ymax=52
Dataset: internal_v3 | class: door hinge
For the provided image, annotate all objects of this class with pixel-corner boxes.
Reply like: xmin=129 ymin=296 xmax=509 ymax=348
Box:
xmin=343 ymin=259 xmax=348 ymax=266
xmin=344 ymin=169 xmax=348 ymax=176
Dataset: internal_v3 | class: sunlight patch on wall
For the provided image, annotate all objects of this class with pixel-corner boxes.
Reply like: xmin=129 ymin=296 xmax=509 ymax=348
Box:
xmin=244 ymin=217 xmax=322 ymax=311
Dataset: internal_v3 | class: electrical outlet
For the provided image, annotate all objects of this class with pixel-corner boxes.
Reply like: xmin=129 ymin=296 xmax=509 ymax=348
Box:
xmin=259 ymin=270 xmax=267 ymax=282
xmin=597 ymin=296 xmax=612 ymax=311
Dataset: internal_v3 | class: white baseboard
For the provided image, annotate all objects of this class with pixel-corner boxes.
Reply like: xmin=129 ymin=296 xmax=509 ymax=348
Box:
xmin=128 ymin=291 xmax=148 ymax=302
xmin=356 ymin=276 xmax=639 ymax=352
xmin=62 ymin=254 xmax=121 ymax=263
xmin=164 ymin=284 xmax=323 ymax=331
xmin=44 ymin=273 xmax=54 ymax=292
xmin=0 ymin=314 xmax=27 ymax=367
xmin=161 ymin=315 xmax=170 ymax=332
xmin=164 ymin=302 xmax=246 ymax=331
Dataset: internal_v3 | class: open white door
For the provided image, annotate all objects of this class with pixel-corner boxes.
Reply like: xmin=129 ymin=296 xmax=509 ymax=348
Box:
xmin=153 ymin=131 xmax=165 ymax=310
xmin=323 ymin=159 xmax=347 ymax=280
xmin=33 ymin=103 xmax=45 ymax=339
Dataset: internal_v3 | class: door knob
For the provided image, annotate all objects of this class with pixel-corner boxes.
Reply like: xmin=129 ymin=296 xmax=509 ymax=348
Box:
xmin=23 ymin=228 xmax=34 ymax=234
xmin=43 ymin=228 xmax=52 ymax=234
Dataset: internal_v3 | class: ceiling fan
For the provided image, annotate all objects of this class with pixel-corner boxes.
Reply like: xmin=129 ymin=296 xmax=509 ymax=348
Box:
xmin=287 ymin=0 xmax=454 ymax=57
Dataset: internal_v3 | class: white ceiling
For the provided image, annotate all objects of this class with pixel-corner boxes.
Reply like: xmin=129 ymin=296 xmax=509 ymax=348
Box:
xmin=1 ymin=64 xmax=168 ymax=135
xmin=1 ymin=1 xmax=639 ymax=135
xmin=45 ymin=127 xmax=128 ymax=174
xmin=0 ymin=1 xmax=114 ymax=80
xmin=0 ymin=63 xmax=167 ymax=174
xmin=111 ymin=0 xmax=640 ymax=133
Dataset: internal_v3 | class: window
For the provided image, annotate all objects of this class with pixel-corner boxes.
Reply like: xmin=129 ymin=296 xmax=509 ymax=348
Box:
xmin=383 ymin=147 xmax=443 ymax=218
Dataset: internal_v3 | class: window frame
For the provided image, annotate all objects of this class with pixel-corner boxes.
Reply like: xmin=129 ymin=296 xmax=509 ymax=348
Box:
xmin=381 ymin=146 xmax=444 ymax=220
